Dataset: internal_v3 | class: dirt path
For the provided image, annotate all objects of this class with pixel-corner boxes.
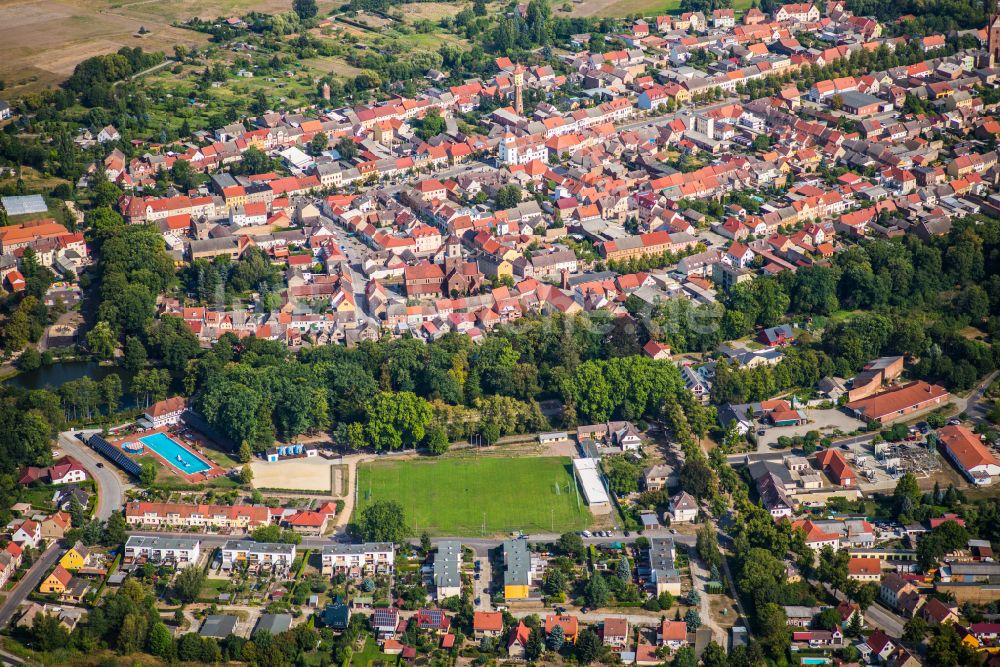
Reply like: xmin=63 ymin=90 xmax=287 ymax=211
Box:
xmin=688 ymin=549 xmax=725 ymax=645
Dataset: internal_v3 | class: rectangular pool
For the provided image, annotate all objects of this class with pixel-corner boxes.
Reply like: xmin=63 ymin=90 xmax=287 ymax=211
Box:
xmin=139 ymin=432 xmax=211 ymax=474
xmin=800 ymin=660 xmax=831 ymax=666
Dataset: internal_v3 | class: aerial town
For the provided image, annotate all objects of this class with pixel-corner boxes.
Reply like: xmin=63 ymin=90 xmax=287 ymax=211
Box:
xmin=0 ymin=0 xmax=998 ymax=665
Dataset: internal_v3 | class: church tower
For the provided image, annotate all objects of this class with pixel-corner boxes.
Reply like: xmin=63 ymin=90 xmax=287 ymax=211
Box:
xmin=513 ymin=64 xmax=526 ymax=115
xmin=990 ymin=0 xmax=1000 ymax=68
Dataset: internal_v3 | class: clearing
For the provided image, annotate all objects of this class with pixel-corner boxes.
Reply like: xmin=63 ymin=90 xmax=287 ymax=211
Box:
xmin=0 ymin=0 xmax=335 ymax=96
xmin=251 ymin=458 xmax=346 ymax=494
xmin=356 ymin=455 xmax=592 ymax=536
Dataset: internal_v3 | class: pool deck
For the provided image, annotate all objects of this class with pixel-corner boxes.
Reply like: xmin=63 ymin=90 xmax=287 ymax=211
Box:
xmin=110 ymin=425 xmax=226 ymax=482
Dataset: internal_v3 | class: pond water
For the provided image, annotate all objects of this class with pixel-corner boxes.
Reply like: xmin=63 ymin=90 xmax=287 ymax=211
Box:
xmin=6 ymin=361 xmax=139 ymax=407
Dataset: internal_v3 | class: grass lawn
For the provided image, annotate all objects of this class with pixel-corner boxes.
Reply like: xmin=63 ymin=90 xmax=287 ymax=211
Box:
xmin=356 ymin=456 xmax=592 ymax=536
xmin=351 ymin=637 xmax=399 ymax=667
xmin=592 ymin=0 xmax=681 ymax=17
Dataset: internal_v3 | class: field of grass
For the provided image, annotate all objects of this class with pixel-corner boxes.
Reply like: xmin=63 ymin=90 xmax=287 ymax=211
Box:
xmin=351 ymin=638 xmax=399 ymax=667
xmin=0 ymin=0 xmax=340 ymax=96
xmin=356 ymin=455 xmax=592 ymax=536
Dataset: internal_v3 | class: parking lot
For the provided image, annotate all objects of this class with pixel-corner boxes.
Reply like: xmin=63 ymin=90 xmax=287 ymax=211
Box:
xmin=755 ymin=408 xmax=867 ymax=451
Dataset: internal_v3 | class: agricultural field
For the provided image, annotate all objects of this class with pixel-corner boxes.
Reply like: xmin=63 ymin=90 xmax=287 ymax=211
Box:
xmin=356 ymin=455 xmax=592 ymax=536
xmin=0 ymin=0 xmax=334 ymax=96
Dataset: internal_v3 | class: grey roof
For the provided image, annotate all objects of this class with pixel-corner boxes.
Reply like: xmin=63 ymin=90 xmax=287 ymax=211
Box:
xmin=433 ymin=540 xmax=462 ymax=591
xmin=255 ymin=613 xmax=292 ymax=635
xmin=648 ymin=537 xmax=679 ymax=583
xmin=200 ymin=615 xmax=238 ymax=638
xmin=223 ymin=540 xmax=295 ymax=557
xmin=502 ymin=539 xmax=531 ymax=588
xmin=125 ymin=535 xmax=200 ymax=551
xmin=320 ymin=542 xmax=394 ymax=556
xmin=1 ymin=195 xmax=47 ymax=216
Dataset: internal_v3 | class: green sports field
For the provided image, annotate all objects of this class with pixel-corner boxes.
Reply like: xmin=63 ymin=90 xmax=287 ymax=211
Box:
xmin=355 ymin=456 xmax=592 ymax=536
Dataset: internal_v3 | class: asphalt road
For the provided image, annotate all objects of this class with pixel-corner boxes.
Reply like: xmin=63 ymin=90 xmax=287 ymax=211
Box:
xmin=58 ymin=430 xmax=128 ymax=521
xmin=0 ymin=544 xmax=60 ymax=628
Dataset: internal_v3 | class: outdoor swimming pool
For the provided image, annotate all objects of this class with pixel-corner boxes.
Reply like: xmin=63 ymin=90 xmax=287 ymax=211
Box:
xmin=139 ymin=432 xmax=212 ymax=474
xmin=800 ymin=659 xmax=831 ymax=666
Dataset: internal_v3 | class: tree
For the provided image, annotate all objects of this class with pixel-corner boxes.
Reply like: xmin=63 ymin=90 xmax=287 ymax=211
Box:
xmin=847 ymin=610 xmax=864 ymax=638
xmin=148 ymin=622 xmax=174 ymax=659
xmin=103 ymin=510 xmax=128 ymax=546
xmin=174 ymin=566 xmax=205 ymax=603
xmin=240 ymin=465 xmax=253 ymax=485
xmin=658 ymin=591 xmax=674 ymax=609
xmin=525 ymin=627 xmax=544 ymax=660
xmin=416 ymin=107 xmax=445 ymax=140
xmin=100 ymin=373 xmax=123 ymax=414
xmin=557 ymin=531 xmax=584 ymax=561
xmin=293 ymin=0 xmax=318 ymax=20
xmin=701 ymin=641 xmax=727 ymax=667
xmin=927 ymin=623 xmax=983 ymax=667
xmin=617 ymin=555 xmax=631 ymax=582
xmin=757 ymin=603 xmax=790 ymax=659
xmin=123 ymin=336 xmax=147 ymax=372
xmin=672 ymin=647 xmax=697 ymax=667
xmin=425 ymin=425 xmax=449 ymax=455
xmin=357 ymin=500 xmax=408 ymax=542
xmin=547 ymin=623 xmax=565 ymax=651
xmin=575 ymin=629 xmax=602 ymax=664
xmin=32 ymin=613 xmax=70 ymax=652
xmin=239 ymin=440 xmax=253 ymax=463
xmin=585 ymin=573 xmax=608 ymax=608
xmin=139 ymin=461 xmax=157 ymax=487
xmin=87 ymin=321 xmax=117 ymax=359
xmin=309 ymin=131 xmax=328 ymax=156
xmin=337 ymin=136 xmax=358 ymax=160
xmin=495 ymin=184 xmax=522 ymax=210
xmin=903 ymin=616 xmax=928 ymax=642
xmin=696 ymin=523 xmax=721 ymax=567
xmin=815 ymin=607 xmax=842 ymax=630
xmin=680 ymin=458 xmax=714 ymax=499
xmin=684 ymin=609 xmax=701 ymax=631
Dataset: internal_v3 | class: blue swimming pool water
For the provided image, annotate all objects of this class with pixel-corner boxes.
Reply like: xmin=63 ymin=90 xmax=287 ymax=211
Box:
xmin=139 ymin=432 xmax=211 ymax=474
xmin=800 ymin=659 xmax=831 ymax=666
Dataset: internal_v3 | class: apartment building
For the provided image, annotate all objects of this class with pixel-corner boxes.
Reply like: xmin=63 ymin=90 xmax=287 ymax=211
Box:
xmin=320 ymin=543 xmax=395 ymax=577
xmin=124 ymin=501 xmax=277 ymax=530
xmin=124 ymin=536 xmax=201 ymax=568
xmin=221 ymin=540 xmax=297 ymax=571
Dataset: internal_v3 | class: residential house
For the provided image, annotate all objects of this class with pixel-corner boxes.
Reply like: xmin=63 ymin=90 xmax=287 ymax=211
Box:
xmin=320 ymin=543 xmax=395 ymax=577
xmin=545 ymin=615 xmax=579 ymax=644
xmin=668 ymin=491 xmax=699 ymax=523
xmin=658 ymin=619 xmax=689 ymax=649
xmin=602 ymin=617 xmax=630 ymax=651
xmin=508 ymin=622 xmax=531 ymax=659
xmin=39 ymin=565 xmax=72 ymax=595
xmin=142 ymin=397 xmax=187 ymax=428
xmin=474 ymin=612 xmax=505 ymax=640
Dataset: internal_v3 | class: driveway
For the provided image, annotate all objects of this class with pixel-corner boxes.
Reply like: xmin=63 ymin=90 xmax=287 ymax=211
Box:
xmin=58 ymin=430 xmax=128 ymax=520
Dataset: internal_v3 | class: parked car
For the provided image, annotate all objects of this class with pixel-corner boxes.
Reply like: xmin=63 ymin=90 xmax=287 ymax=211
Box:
xmin=947 ymin=418 xmax=961 ymax=425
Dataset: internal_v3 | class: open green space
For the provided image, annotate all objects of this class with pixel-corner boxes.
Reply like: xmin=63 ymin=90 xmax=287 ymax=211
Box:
xmin=356 ymin=455 xmax=591 ymax=536
xmin=350 ymin=638 xmax=399 ymax=667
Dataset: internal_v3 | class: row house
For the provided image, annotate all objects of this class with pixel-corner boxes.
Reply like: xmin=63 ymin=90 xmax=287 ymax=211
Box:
xmin=124 ymin=501 xmax=278 ymax=530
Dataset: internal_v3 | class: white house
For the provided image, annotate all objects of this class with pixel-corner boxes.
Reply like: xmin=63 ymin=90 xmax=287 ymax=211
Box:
xmin=668 ymin=491 xmax=699 ymax=523
xmin=221 ymin=540 xmax=296 ymax=571
xmin=10 ymin=519 xmax=41 ymax=549
xmin=143 ymin=396 xmax=187 ymax=428
xmin=320 ymin=543 xmax=395 ymax=576
xmin=432 ymin=540 xmax=462 ymax=600
xmin=229 ymin=202 xmax=268 ymax=227
xmin=124 ymin=536 xmax=201 ymax=567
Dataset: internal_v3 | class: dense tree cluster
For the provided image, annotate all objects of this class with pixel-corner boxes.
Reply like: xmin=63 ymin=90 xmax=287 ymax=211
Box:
xmin=183 ymin=312 xmax=704 ymax=453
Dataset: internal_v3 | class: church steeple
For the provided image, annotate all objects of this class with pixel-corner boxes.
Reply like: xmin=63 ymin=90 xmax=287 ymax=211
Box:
xmin=988 ymin=0 xmax=1000 ymax=67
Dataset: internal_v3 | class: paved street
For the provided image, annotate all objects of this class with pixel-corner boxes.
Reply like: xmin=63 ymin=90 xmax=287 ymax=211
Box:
xmin=0 ymin=543 xmax=60 ymax=628
xmin=58 ymin=430 xmax=128 ymax=521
